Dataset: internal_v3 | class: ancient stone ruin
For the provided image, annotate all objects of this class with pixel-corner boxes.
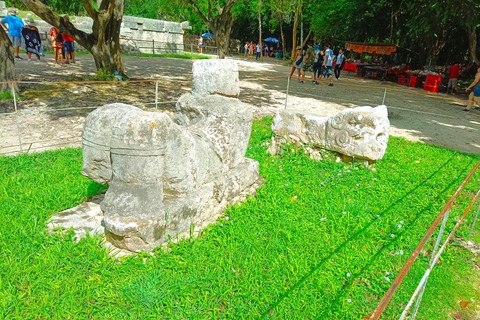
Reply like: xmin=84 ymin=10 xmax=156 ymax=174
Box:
xmin=270 ymin=106 xmax=390 ymax=162
xmin=49 ymin=60 xmax=261 ymax=253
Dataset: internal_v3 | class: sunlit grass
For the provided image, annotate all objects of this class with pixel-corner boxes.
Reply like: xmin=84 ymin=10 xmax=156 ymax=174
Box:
xmin=0 ymin=118 xmax=479 ymax=319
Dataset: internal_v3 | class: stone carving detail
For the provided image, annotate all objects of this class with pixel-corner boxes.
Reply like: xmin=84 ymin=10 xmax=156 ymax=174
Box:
xmin=78 ymin=60 xmax=261 ymax=252
xmin=272 ymin=105 xmax=390 ymax=161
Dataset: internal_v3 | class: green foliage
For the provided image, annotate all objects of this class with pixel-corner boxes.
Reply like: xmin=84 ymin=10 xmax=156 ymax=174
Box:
xmin=94 ymin=68 xmax=115 ymax=81
xmin=0 ymin=91 xmax=13 ymax=100
xmin=41 ymin=0 xmax=85 ymax=15
xmin=0 ymin=122 xmax=479 ymax=318
xmin=123 ymin=52 xmax=211 ymax=59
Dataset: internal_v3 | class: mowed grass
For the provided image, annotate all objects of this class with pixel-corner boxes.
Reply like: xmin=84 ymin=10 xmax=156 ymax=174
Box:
xmin=1 ymin=118 xmax=479 ymax=319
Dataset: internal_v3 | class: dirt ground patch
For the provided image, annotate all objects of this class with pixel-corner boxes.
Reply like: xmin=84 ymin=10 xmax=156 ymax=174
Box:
xmin=0 ymin=53 xmax=479 ymax=156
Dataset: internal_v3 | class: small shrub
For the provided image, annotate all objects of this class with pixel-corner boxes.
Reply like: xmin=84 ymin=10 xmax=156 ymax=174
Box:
xmin=0 ymin=91 xmax=13 ymax=100
xmin=94 ymin=68 xmax=115 ymax=81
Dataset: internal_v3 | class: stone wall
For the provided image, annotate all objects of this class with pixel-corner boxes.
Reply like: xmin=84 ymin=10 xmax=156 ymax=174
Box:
xmin=0 ymin=2 xmax=191 ymax=54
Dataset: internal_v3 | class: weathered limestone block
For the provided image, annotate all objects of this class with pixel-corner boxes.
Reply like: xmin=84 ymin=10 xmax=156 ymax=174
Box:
xmin=192 ymin=60 xmax=240 ymax=98
xmin=325 ymin=106 xmax=389 ymax=160
xmin=272 ymin=109 xmax=327 ymax=145
xmin=75 ymin=60 xmax=260 ymax=253
xmin=0 ymin=1 xmax=7 ymax=18
xmin=272 ymin=105 xmax=389 ymax=161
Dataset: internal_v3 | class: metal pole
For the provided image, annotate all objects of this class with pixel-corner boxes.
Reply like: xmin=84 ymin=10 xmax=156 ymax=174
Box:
xmin=155 ymin=80 xmax=159 ymax=110
xmin=468 ymin=201 xmax=480 ymax=240
xmin=370 ymin=161 xmax=480 ymax=320
xmin=409 ymin=210 xmax=450 ymax=320
xmin=11 ymin=83 xmax=23 ymax=154
xmin=285 ymin=77 xmax=290 ymax=109
xmin=399 ymin=190 xmax=480 ymax=320
xmin=152 ymin=39 xmax=155 ymax=55
xmin=382 ymin=88 xmax=387 ymax=105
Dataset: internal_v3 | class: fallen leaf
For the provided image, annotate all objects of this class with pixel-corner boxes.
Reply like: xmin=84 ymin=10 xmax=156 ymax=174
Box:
xmin=460 ymin=300 xmax=470 ymax=308
xmin=440 ymin=294 xmax=444 ymax=298
xmin=451 ymin=311 xmax=464 ymax=319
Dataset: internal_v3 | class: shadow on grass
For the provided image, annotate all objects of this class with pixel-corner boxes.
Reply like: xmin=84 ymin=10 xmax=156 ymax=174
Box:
xmin=261 ymin=153 xmax=472 ymax=318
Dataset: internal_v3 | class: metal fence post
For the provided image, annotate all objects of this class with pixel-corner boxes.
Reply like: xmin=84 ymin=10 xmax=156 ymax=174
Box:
xmin=155 ymin=80 xmax=159 ymax=110
xmin=382 ymin=88 xmax=387 ymax=105
xmin=11 ymin=83 xmax=24 ymax=154
xmin=408 ymin=210 xmax=450 ymax=319
xmin=468 ymin=201 xmax=480 ymax=240
xmin=285 ymin=77 xmax=290 ymax=109
xmin=152 ymin=39 xmax=155 ymax=55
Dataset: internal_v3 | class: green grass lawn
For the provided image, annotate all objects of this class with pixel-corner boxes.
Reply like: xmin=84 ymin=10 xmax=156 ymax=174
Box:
xmin=1 ymin=118 xmax=479 ymax=319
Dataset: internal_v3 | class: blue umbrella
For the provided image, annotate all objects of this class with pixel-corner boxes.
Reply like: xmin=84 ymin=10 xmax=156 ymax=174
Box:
xmin=264 ymin=37 xmax=279 ymax=43
xmin=201 ymin=32 xmax=215 ymax=38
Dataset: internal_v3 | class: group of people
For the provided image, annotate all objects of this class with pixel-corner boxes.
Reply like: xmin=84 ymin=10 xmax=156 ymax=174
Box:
xmin=289 ymin=43 xmax=345 ymax=86
xmin=243 ymin=41 xmax=262 ymax=60
xmin=1 ymin=8 xmax=75 ymax=64
xmin=243 ymin=42 xmax=277 ymax=60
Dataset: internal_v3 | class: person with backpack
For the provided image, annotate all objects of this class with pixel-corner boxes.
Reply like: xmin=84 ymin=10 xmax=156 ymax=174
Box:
xmin=313 ymin=46 xmax=324 ymax=84
xmin=334 ymin=49 xmax=346 ymax=81
xmin=49 ymin=26 xmax=64 ymax=64
xmin=289 ymin=46 xmax=304 ymax=83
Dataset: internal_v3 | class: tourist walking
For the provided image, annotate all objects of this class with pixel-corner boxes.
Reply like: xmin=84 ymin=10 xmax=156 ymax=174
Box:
xmin=248 ymin=41 xmax=254 ymax=59
xmin=61 ymin=16 xmax=75 ymax=64
xmin=21 ymin=17 xmax=41 ymax=62
xmin=302 ymin=44 xmax=316 ymax=84
xmin=289 ymin=46 xmax=304 ymax=83
xmin=465 ymin=66 xmax=480 ymax=111
xmin=244 ymin=42 xmax=248 ymax=60
xmin=196 ymin=35 xmax=203 ymax=54
xmin=334 ymin=49 xmax=345 ymax=81
xmin=1 ymin=8 xmax=24 ymax=60
xmin=49 ymin=26 xmax=64 ymax=64
xmin=256 ymin=42 xmax=261 ymax=60
xmin=323 ymin=45 xmax=334 ymax=86
xmin=313 ymin=46 xmax=324 ymax=84
xmin=447 ymin=63 xmax=460 ymax=94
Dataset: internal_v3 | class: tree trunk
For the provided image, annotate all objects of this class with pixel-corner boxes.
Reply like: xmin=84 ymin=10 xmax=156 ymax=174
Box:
xmin=212 ymin=10 xmax=234 ymax=59
xmin=301 ymin=29 xmax=312 ymax=48
xmin=291 ymin=3 xmax=301 ymax=59
xmin=0 ymin=25 xmax=15 ymax=93
xmin=427 ymin=38 xmax=445 ymax=67
xmin=258 ymin=6 xmax=262 ymax=61
xmin=466 ymin=26 xmax=480 ymax=70
xmin=280 ymin=20 xmax=286 ymax=59
xmin=21 ymin=0 xmax=126 ymax=76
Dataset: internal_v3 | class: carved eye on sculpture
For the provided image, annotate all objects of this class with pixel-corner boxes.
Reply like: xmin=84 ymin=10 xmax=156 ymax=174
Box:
xmin=335 ymin=130 xmax=350 ymax=147
xmin=331 ymin=113 xmax=345 ymax=130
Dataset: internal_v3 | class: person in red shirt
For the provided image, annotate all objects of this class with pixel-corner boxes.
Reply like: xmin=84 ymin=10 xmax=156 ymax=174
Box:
xmin=62 ymin=15 xmax=75 ymax=64
xmin=447 ymin=63 xmax=460 ymax=94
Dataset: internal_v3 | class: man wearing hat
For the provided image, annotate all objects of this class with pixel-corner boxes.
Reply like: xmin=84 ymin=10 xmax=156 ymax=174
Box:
xmin=1 ymin=8 xmax=25 ymax=60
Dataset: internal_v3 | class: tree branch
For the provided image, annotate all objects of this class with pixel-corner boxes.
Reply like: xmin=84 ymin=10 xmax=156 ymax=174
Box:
xmin=185 ymin=0 xmax=211 ymax=28
xmin=212 ymin=0 xmax=223 ymax=15
xmin=81 ymin=0 xmax=99 ymax=21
